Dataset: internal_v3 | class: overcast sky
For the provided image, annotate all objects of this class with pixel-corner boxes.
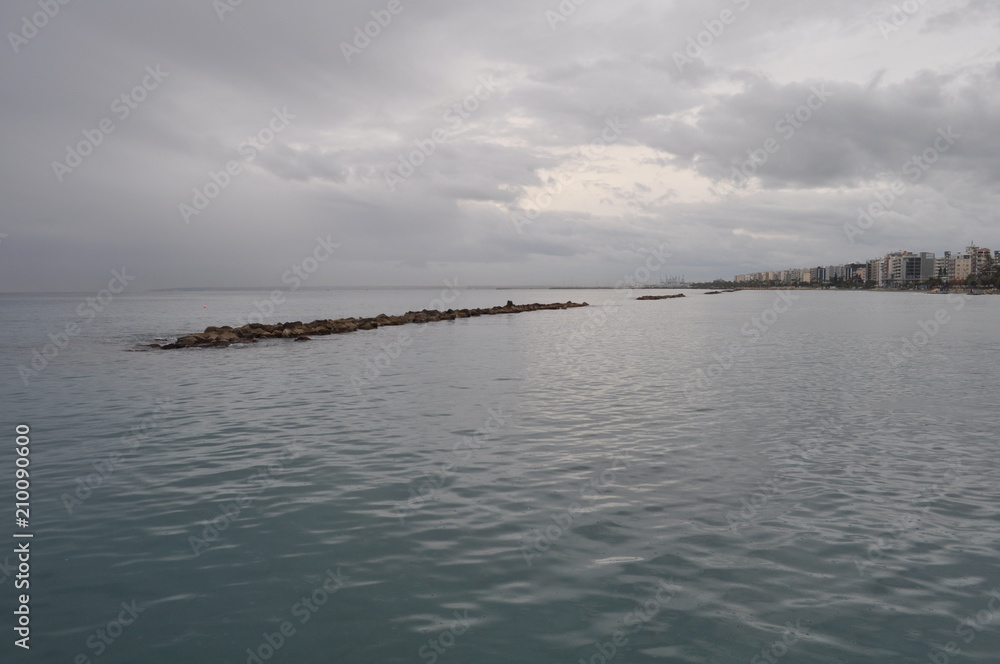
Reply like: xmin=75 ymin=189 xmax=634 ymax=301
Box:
xmin=2 ymin=0 xmax=999 ymax=291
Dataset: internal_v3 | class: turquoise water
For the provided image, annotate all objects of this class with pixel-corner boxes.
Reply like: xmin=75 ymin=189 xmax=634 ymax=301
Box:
xmin=2 ymin=289 xmax=999 ymax=663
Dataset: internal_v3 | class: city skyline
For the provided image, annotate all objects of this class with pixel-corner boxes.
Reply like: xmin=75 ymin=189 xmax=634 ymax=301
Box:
xmin=732 ymin=242 xmax=997 ymax=286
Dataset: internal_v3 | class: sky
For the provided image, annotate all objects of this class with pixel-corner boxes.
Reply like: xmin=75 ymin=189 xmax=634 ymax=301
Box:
xmin=2 ymin=0 xmax=999 ymax=291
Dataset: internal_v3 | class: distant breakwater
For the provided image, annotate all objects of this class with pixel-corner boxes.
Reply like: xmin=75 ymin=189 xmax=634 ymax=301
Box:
xmin=151 ymin=300 xmax=589 ymax=349
xmin=637 ymin=294 xmax=686 ymax=301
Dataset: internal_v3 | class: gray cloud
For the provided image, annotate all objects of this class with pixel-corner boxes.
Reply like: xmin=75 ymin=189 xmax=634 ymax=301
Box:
xmin=1 ymin=0 xmax=998 ymax=291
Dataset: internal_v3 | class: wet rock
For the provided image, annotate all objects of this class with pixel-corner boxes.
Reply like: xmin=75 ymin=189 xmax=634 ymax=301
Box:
xmin=156 ymin=300 xmax=590 ymax=349
xmin=637 ymin=294 xmax=686 ymax=301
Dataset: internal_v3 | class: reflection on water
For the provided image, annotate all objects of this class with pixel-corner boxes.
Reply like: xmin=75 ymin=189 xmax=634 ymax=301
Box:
xmin=2 ymin=289 xmax=998 ymax=662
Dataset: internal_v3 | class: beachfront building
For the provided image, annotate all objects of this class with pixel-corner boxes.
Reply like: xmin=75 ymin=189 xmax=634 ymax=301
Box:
xmin=935 ymin=252 xmax=955 ymax=282
xmin=938 ymin=244 xmax=992 ymax=283
xmin=877 ymin=251 xmax=933 ymax=287
xmin=731 ymin=244 xmax=992 ymax=286
xmin=955 ymin=254 xmax=973 ymax=282
xmin=866 ymin=259 xmax=880 ymax=284
xmin=874 ymin=254 xmax=896 ymax=287
xmin=967 ymin=244 xmax=994 ymax=276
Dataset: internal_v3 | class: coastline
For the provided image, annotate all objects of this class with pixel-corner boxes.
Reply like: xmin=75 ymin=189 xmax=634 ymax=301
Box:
xmin=689 ymin=287 xmax=999 ymax=294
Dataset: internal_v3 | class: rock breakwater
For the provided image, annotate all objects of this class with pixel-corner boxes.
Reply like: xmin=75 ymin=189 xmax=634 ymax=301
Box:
xmin=151 ymin=300 xmax=589 ymax=349
xmin=636 ymin=294 xmax=686 ymax=301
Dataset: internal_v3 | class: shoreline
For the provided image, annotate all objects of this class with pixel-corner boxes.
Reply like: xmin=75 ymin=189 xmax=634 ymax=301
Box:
xmin=690 ymin=287 xmax=999 ymax=294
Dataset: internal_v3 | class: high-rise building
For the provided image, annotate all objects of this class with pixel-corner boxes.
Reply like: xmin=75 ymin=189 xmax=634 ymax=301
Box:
xmin=966 ymin=244 xmax=993 ymax=276
xmin=935 ymin=252 xmax=955 ymax=281
xmin=955 ymin=253 xmax=973 ymax=281
xmin=846 ymin=263 xmax=867 ymax=282
xmin=731 ymin=244 xmax=991 ymax=286
xmin=866 ymin=259 xmax=880 ymax=284
xmin=889 ymin=252 xmax=932 ymax=285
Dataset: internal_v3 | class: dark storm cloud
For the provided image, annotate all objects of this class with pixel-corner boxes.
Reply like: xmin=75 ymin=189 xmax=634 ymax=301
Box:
xmin=1 ymin=0 xmax=998 ymax=291
xmin=923 ymin=0 xmax=1000 ymax=33
xmin=651 ymin=67 xmax=1000 ymax=189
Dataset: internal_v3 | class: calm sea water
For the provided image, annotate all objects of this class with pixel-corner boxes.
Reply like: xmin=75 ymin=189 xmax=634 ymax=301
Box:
xmin=2 ymin=288 xmax=999 ymax=663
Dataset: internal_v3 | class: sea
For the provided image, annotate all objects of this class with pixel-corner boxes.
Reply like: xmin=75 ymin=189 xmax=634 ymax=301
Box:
xmin=1 ymin=288 xmax=998 ymax=663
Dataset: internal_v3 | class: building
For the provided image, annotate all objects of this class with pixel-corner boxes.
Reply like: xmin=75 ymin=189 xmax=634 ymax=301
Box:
xmin=935 ymin=252 xmax=955 ymax=282
xmin=955 ymin=253 xmax=973 ymax=282
xmin=730 ymin=243 xmax=992 ymax=287
xmin=880 ymin=251 xmax=934 ymax=287
xmin=847 ymin=263 xmax=867 ymax=282
xmin=966 ymin=244 xmax=993 ymax=277
xmin=866 ymin=259 xmax=881 ymax=284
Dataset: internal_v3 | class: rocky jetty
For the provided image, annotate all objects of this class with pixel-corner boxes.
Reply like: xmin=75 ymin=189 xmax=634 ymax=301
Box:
xmin=705 ymin=289 xmax=740 ymax=295
xmin=151 ymin=300 xmax=589 ymax=350
xmin=636 ymin=293 xmax=686 ymax=301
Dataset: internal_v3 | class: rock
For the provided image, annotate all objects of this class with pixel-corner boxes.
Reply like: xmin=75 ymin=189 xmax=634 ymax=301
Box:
xmin=637 ymin=293 xmax=686 ymax=301
xmin=156 ymin=300 xmax=591 ymax=349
